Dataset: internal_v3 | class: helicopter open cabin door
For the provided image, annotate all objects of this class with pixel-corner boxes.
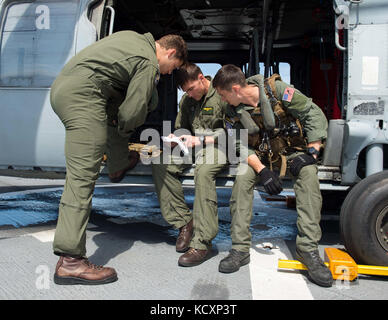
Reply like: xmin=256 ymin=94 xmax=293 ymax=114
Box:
xmin=0 ymin=0 xmax=102 ymax=170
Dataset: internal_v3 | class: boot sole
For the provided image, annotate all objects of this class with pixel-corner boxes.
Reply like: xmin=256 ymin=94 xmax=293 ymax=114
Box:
xmin=54 ymin=273 xmax=118 ymax=285
xmin=219 ymin=255 xmax=250 ymax=273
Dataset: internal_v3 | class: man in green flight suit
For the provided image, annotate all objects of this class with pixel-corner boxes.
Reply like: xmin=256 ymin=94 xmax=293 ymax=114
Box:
xmin=213 ymin=64 xmax=333 ymax=287
xmin=151 ymin=63 xmax=228 ymax=266
xmin=51 ymin=31 xmax=187 ymax=285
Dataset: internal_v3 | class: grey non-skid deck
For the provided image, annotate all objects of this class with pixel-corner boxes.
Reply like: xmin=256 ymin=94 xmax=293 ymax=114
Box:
xmin=0 ymin=176 xmax=387 ymax=300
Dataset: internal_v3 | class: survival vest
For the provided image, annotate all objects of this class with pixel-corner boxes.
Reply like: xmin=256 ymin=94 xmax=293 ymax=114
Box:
xmin=247 ymin=74 xmax=307 ymax=176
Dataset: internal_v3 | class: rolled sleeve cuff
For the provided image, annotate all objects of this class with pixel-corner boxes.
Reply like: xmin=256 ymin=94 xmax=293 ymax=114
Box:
xmin=306 ymin=130 xmax=327 ymax=143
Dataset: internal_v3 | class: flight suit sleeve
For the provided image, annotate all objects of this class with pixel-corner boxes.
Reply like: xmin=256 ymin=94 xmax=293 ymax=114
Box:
xmin=175 ymin=96 xmax=192 ymax=132
xmin=210 ymin=100 xmax=228 ymax=143
xmin=196 ymin=100 xmax=228 ymax=144
xmin=208 ymin=128 xmax=225 ymax=143
xmin=227 ymin=105 xmax=256 ymax=158
xmin=275 ymin=80 xmax=328 ymax=143
xmin=117 ymin=60 xmax=158 ymax=137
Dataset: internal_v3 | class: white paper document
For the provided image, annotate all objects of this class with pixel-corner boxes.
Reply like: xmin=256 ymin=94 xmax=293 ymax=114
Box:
xmin=161 ymin=136 xmax=189 ymax=155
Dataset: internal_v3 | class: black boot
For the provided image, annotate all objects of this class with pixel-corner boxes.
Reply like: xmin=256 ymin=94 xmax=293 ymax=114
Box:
xmin=296 ymin=249 xmax=333 ymax=287
xmin=219 ymin=249 xmax=250 ymax=273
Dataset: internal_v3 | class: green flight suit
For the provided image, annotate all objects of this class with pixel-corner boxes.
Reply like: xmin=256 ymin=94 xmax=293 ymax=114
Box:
xmin=151 ymin=78 xmax=228 ymax=250
xmin=51 ymin=31 xmax=160 ymax=257
xmin=229 ymin=75 xmax=328 ymax=253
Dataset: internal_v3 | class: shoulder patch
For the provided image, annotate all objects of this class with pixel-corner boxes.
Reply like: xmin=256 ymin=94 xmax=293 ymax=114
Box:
xmin=282 ymin=87 xmax=295 ymax=102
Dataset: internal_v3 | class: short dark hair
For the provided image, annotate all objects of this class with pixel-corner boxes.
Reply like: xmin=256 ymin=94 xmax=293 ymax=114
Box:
xmin=175 ymin=63 xmax=203 ymax=89
xmin=213 ymin=64 xmax=246 ymax=91
xmin=156 ymin=34 xmax=188 ymax=64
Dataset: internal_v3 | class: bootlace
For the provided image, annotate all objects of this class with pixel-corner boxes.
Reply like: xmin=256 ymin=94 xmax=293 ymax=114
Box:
xmin=186 ymin=248 xmax=206 ymax=257
xmin=178 ymin=223 xmax=190 ymax=240
xmin=310 ymin=250 xmax=320 ymax=260
xmin=228 ymin=249 xmax=243 ymax=262
xmin=309 ymin=250 xmax=325 ymax=267
xmin=83 ymin=259 xmax=104 ymax=270
xmin=177 ymin=229 xmax=185 ymax=240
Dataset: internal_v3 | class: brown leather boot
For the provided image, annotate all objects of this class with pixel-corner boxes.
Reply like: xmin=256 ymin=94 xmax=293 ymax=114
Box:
xmin=109 ymin=151 xmax=140 ymax=183
xmin=176 ymin=219 xmax=193 ymax=253
xmin=54 ymin=256 xmax=118 ymax=285
xmin=178 ymin=247 xmax=211 ymax=267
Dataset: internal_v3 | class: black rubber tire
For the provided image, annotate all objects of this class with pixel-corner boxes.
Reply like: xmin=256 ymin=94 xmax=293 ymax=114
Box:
xmin=340 ymin=170 xmax=388 ymax=266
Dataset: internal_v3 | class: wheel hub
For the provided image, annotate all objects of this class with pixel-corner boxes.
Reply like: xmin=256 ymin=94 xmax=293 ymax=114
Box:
xmin=376 ymin=205 xmax=388 ymax=252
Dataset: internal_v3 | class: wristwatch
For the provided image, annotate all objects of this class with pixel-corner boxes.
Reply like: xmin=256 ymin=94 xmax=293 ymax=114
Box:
xmin=306 ymin=147 xmax=319 ymax=156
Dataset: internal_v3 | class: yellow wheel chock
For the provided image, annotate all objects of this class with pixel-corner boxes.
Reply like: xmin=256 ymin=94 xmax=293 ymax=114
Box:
xmin=278 ymin=247 xmax=388 ymax=281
